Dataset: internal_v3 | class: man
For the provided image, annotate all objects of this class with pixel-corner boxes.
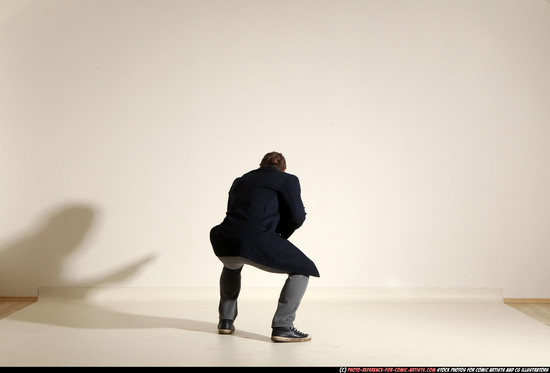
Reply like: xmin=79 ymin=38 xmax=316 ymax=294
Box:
xmin=210 ymin=152 xmax=319 ymax=342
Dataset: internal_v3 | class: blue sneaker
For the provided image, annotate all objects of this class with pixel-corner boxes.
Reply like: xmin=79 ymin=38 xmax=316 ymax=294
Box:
xmin=271 ymin=327 xmax=311 ymax=342
xmin=217 ymin=319 xmax=235 ymax=334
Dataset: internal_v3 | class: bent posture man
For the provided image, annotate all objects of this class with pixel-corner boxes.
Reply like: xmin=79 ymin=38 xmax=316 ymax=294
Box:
xmin=210 ymin=152 xmax=319 ymax=342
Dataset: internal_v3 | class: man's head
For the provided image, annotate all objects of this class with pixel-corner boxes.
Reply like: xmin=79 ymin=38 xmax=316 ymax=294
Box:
xmin=260 ymin=151 xmax=286 ymax=172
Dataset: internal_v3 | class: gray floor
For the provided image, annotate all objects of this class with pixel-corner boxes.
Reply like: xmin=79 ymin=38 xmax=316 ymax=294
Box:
xmin=1 ymin=287 xmax=550 ymax=367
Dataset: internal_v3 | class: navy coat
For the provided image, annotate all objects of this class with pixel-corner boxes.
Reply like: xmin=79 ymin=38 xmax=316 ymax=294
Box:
xmin=210 ymin=166 xmax=319 ymax=277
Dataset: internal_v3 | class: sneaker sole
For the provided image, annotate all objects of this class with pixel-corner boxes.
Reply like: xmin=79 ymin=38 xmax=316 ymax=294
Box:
xmin=218 ymin=328 xmax=235 ymax=335
xmin=271 ymin=335 xmax=312 ymax=342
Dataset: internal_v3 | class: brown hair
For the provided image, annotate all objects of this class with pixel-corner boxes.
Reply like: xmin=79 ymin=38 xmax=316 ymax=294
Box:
xmin=260 ymin=151 xmax=286 ymax=171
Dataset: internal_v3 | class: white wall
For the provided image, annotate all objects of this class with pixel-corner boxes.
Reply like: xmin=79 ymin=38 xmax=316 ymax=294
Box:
xmin=1 ymin=0 xmax=549 ymax=298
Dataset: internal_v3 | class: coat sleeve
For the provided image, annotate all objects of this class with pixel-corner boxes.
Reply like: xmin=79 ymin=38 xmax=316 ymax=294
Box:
xmin=276 ymin=175 xmax=306 ymax=239
xmin=226 ymin=177 xmax=240 ymax=212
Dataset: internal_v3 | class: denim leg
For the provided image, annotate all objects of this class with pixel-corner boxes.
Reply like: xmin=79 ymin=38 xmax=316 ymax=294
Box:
xmin=272 ymin=274 xmax=309 ymax=328
xmin=218 ymin=265 xmax=243 ymax=320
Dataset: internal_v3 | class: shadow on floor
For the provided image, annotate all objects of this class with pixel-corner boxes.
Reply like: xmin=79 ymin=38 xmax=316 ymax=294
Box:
xmin=7 ymin=300 xmax=271 ymax=343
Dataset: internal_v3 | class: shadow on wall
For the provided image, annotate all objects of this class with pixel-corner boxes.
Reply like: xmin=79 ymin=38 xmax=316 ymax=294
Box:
xmin=0 ymin=203 xmax=155 ymax=297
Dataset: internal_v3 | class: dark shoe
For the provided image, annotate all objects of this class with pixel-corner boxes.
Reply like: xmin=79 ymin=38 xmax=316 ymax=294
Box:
xmin=217 ymin=319 xmax=235 ymax=334
xmin=271 ymin=327 xmax=312 ymax=342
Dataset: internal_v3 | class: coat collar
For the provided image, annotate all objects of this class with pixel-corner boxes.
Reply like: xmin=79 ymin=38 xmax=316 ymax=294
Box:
xmin=259 ymin=166 xmax=282 ymax=172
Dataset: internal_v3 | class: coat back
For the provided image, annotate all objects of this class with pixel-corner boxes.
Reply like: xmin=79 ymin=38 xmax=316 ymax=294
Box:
xmin=210 ymin=167 xmax=319 ymax=277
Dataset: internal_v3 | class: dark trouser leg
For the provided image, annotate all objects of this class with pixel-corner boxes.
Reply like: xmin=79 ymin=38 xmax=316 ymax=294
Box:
xmin=272 ymin=274 xmax=309 ymax=328
xmin=218 ymin=265 xmax=243 ymax=321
